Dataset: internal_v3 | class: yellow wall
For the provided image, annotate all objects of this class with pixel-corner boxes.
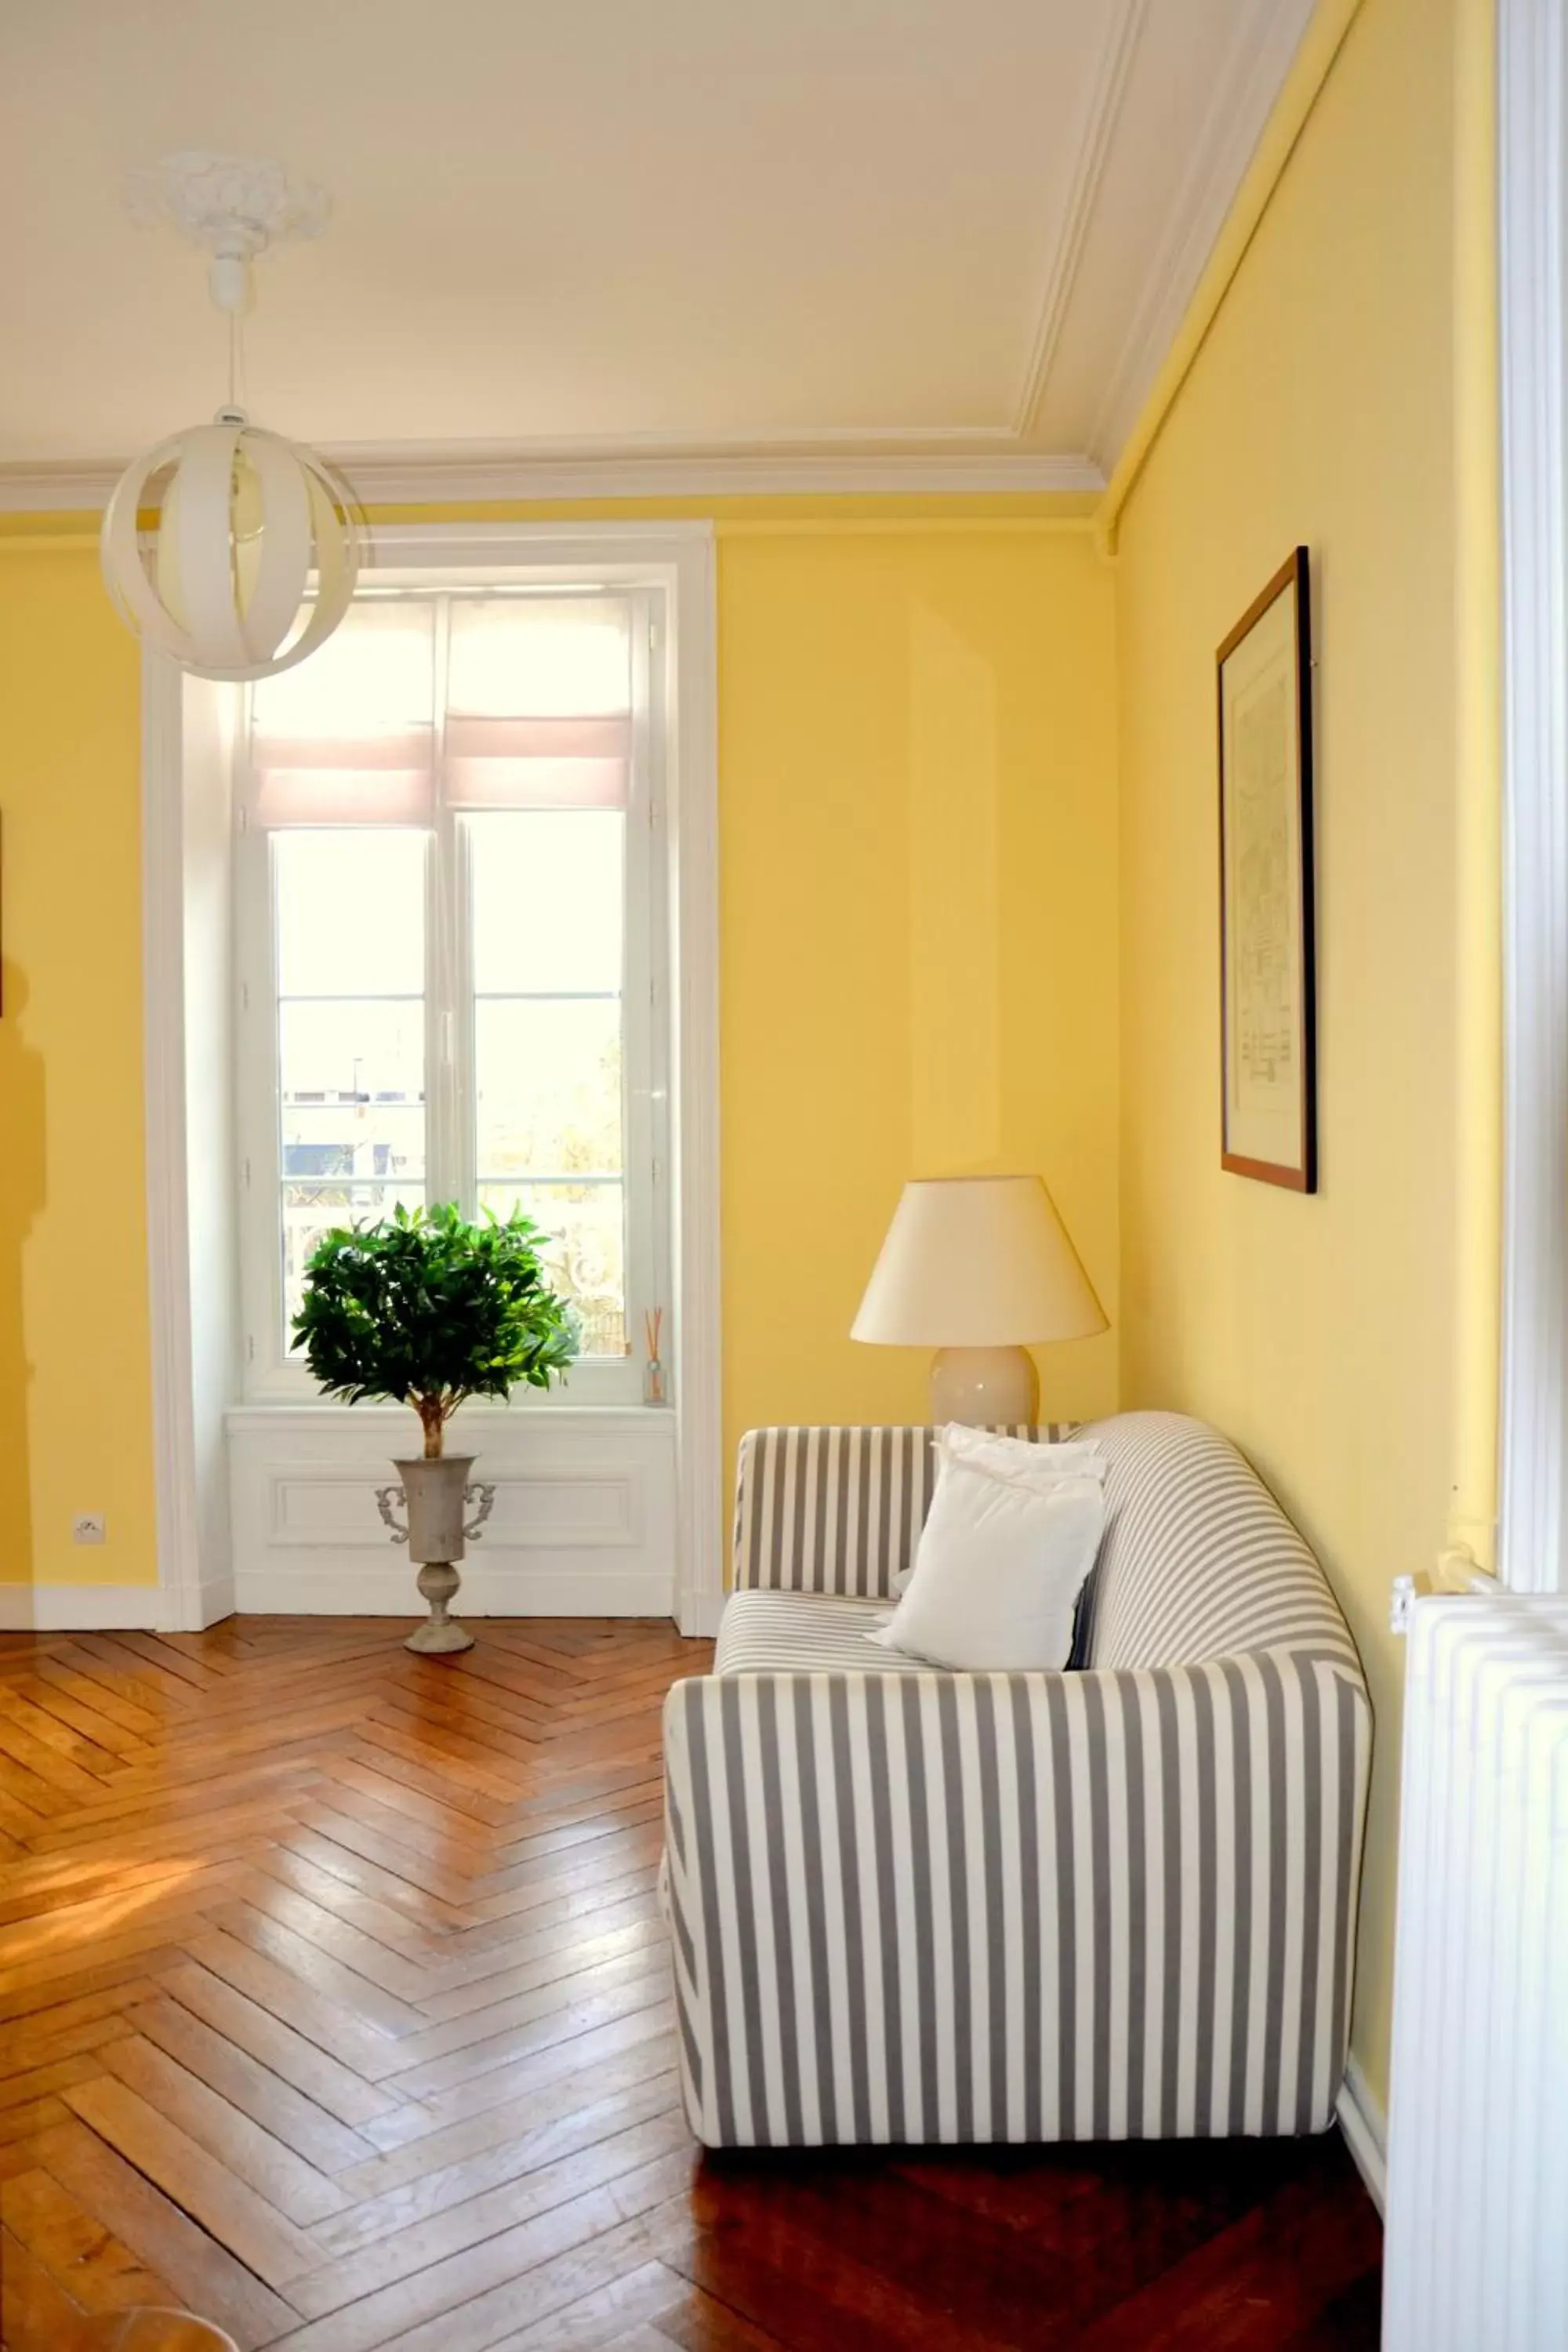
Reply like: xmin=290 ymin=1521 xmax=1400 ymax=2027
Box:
xmin=1110 ymin=0 xmax=1487 ymax=2110
xmin=0 ymin=543 xmax=160 ymax=1587
xmin=0 ymin=503 xmax=1120 ymax=1588
xmin=718 ymin=522 xmax=1119 ymax=1465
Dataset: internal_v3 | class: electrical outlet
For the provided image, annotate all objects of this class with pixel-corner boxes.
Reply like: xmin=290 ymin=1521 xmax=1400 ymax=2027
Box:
xmin=72 ymin=1513 xmax=106 ymax=1545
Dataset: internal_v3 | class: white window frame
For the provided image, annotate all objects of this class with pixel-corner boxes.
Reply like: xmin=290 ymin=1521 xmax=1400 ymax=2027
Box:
xmin=142 ymin=519 xmax=723 ymax=1635
xmin=1498 ymin=0 xmax=1568 ymax=1593
xmin=235 ymin=575 xmax=669 ymax=1409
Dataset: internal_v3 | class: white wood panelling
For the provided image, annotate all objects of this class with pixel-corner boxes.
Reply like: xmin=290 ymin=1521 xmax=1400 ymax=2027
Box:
xmin=662 ymin=528 xmax=725 ymax=1638
xmin=142 ymin=655 xmax=241 ymax=1632
xmin=1497 ymin=0 xmax=1568 ymax=1595
xmin=227 ymin=1405 xmax=677 ymax=1618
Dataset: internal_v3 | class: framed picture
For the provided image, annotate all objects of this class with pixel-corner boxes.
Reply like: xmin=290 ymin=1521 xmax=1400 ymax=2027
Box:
xmin=1217 ymin=547 xmax=1316 ymax=1191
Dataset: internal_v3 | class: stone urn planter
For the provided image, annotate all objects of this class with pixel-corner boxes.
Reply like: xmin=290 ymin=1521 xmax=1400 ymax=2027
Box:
xmin=376 ymin=1454 xmax=496 ymax=1653
xmin=289 ymin=1203 xmax=579 ymax=1661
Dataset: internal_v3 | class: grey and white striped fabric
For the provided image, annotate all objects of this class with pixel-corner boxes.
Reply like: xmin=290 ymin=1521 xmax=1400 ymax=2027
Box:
xmin=664 ymin=1649 xmax=1370 ymax=2146
xmin=715 ymin=1592 xmax=924 ymax=1676
xmin=1073 ymin=1413 xmax=1359 ymax=1673
xmin=732 ymin=1423 xmax=1077 ymax=1601
xmin=663 ymin=1411 xmax=1372 ymax=2147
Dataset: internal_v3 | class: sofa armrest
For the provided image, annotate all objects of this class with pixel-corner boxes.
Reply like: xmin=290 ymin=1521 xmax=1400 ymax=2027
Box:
xmin=662 ymin=1648 xmax=1370 ymax=2149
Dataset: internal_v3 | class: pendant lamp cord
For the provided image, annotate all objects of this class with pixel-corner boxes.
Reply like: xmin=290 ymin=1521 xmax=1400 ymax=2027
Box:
xmin=227 ymin=306 xmax=245 ymax=414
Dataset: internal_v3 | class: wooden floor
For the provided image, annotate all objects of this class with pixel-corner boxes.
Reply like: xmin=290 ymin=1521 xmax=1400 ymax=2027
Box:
xmin=0 ymin=1618 xmax=1382 ymax=2350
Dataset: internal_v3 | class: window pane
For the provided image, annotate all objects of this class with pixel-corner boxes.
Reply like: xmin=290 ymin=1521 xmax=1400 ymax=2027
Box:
xmin=448 ymin=598 xmax=630 ymax=717
xmin=253 ymin=601 xmax=436 ymax=739
xmin=480 ymin=1181 xmax=626 ymax=1358
xmin=469 ymin=812 xmax=623 ymax=994
xmin=475 ymin=998 xmax=622 ymax=1178
xmin=283 ymin=1179 xmax=424 ymax=1334
xmin=275 ymin=832 xmax=426 ymax=997
xmin=281 ymin=1103 xmax=425 ymax=1183
xmin=280 ymin=1001 xmax=426 ymax=1116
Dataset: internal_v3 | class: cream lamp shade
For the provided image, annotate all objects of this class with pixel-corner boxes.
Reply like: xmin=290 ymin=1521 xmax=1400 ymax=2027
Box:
xmin=851 ymin=1174 xmax=1106 ymax=1425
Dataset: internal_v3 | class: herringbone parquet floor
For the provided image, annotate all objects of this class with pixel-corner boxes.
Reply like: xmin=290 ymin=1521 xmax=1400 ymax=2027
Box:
xmin=0 ymin=1618 xmax=1381 ymax=2352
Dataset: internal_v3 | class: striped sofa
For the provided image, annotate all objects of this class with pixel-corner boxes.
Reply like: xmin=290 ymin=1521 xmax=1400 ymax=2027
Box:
xmin=661 ymin=1411 xmax=1370 ymax=2149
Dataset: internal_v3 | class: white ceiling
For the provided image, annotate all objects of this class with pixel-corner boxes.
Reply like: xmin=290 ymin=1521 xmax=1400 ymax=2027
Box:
xmin=0 ymin=0 xmax=1315 ymax=493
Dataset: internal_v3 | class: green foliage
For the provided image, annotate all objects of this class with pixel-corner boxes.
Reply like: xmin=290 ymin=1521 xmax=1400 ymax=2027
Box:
xmin=292 ymin=1202 xmax=580 ymax=1454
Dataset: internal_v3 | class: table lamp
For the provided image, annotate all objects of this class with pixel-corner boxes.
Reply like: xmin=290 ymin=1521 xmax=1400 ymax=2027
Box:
xmin=851 ymin=1173 xmax=1106 ymax=1425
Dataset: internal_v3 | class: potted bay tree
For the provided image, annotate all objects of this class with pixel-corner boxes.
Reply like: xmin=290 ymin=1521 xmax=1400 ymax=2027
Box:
xmin=292 ymin=1201 xmax=579 ymax=1653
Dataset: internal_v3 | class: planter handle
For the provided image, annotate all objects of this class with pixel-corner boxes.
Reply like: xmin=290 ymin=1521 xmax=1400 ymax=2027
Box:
xmin=375 ymin=1484 xmax=409 ymax=1544
xmin=463 ymin=1483 xmax=496 ymax=1542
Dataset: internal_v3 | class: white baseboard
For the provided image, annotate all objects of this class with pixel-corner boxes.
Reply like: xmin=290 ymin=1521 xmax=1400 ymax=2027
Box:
xmin=176 ymin=1573 xmax=236 ymax=1632
xmin=679 ymin=1588 xmax=727 ymax=1639
xmin=0 ymin=1583 xmax=170 ymax=1632
xmin=231 ymin=1566 xmax=676 ymax=1619
xmin=1336 ymin=2052 xmax=1388 ymax=2216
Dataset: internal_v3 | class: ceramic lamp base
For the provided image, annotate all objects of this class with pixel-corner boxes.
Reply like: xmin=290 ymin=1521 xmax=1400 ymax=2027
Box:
xmin=929 ymin=1344 xmax=1039 ymax=1428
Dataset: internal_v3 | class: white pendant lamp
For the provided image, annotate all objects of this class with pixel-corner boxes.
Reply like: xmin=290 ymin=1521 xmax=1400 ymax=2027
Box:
xmin=101 ymin=154 xmax=361 ymax=683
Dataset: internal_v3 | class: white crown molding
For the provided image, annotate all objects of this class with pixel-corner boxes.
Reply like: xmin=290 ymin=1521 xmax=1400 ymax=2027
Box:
xmin=1087 ymin=0 xmax=1317 ymax=472
xmin=336 ymin=449 xmax=1105 ymax=503
xmin=1013 ymin=0 xmax=1150 ymax=436
xmin=0 ymin=445 xmax=1103 ymax=513
xmin=0 ymin=466 xmax=123 ymax=514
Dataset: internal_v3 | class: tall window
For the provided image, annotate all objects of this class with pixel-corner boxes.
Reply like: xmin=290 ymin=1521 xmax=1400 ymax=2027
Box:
xmin=237 ymin=588 xmax=667 ymax=1403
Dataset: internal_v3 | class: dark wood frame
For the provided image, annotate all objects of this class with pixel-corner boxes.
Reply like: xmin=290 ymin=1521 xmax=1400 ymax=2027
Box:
xmin=1217 ymin=546 xmax=1316 ymax=1192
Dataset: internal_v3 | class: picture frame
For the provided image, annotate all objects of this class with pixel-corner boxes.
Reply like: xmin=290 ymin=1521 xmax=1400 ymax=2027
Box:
xmin=1217 ymin=546 xmax=1316 ymax=1191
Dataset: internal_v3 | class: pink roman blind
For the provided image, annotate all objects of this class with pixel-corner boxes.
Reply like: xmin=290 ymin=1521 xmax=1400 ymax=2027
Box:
xmin=446 ymin=598 xmax=631 ymax=809
xmin=248 ymin=593 xmax=633 ymax=825
xmin=250 ymin=601 xmax=437 ymax=826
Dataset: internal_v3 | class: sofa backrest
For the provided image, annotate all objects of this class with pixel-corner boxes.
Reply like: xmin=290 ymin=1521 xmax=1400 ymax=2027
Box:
xmin=732 ymin=1423 xmax=1074 ymax=1599
xmin=732 ymin=1412 xmax=1359 ymax=1675
xmin=1072 ymin=1411 xmax=1356 ymax=1671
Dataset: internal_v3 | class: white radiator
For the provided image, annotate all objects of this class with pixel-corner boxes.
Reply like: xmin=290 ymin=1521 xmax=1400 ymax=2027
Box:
xmin=1383 ymin=1595 xmax=1568 ymax=2350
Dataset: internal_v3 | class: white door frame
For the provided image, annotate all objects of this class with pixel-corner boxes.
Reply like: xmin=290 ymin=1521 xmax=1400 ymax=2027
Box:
xmin=1497 ymin=0 xmax=1568 ymax=1593
xmin=143 ymin=521 xmax=724 ymax=1635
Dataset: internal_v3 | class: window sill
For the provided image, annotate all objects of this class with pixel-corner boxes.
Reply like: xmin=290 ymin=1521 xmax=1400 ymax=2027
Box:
xmin=226 ymin=1399 xmax=675 ymax=1438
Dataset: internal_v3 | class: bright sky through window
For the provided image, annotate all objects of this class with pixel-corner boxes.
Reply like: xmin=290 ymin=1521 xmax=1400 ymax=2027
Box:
xmin=244 ymin=591 xmax=655 ymax=1384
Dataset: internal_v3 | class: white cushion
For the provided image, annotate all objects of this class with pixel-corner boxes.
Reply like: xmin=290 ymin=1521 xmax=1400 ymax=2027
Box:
xmin=887 ymin=1433 xmax=1107 ymax=1595
xmin=867 ymin=1424 xmax=1106 ymax=1671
